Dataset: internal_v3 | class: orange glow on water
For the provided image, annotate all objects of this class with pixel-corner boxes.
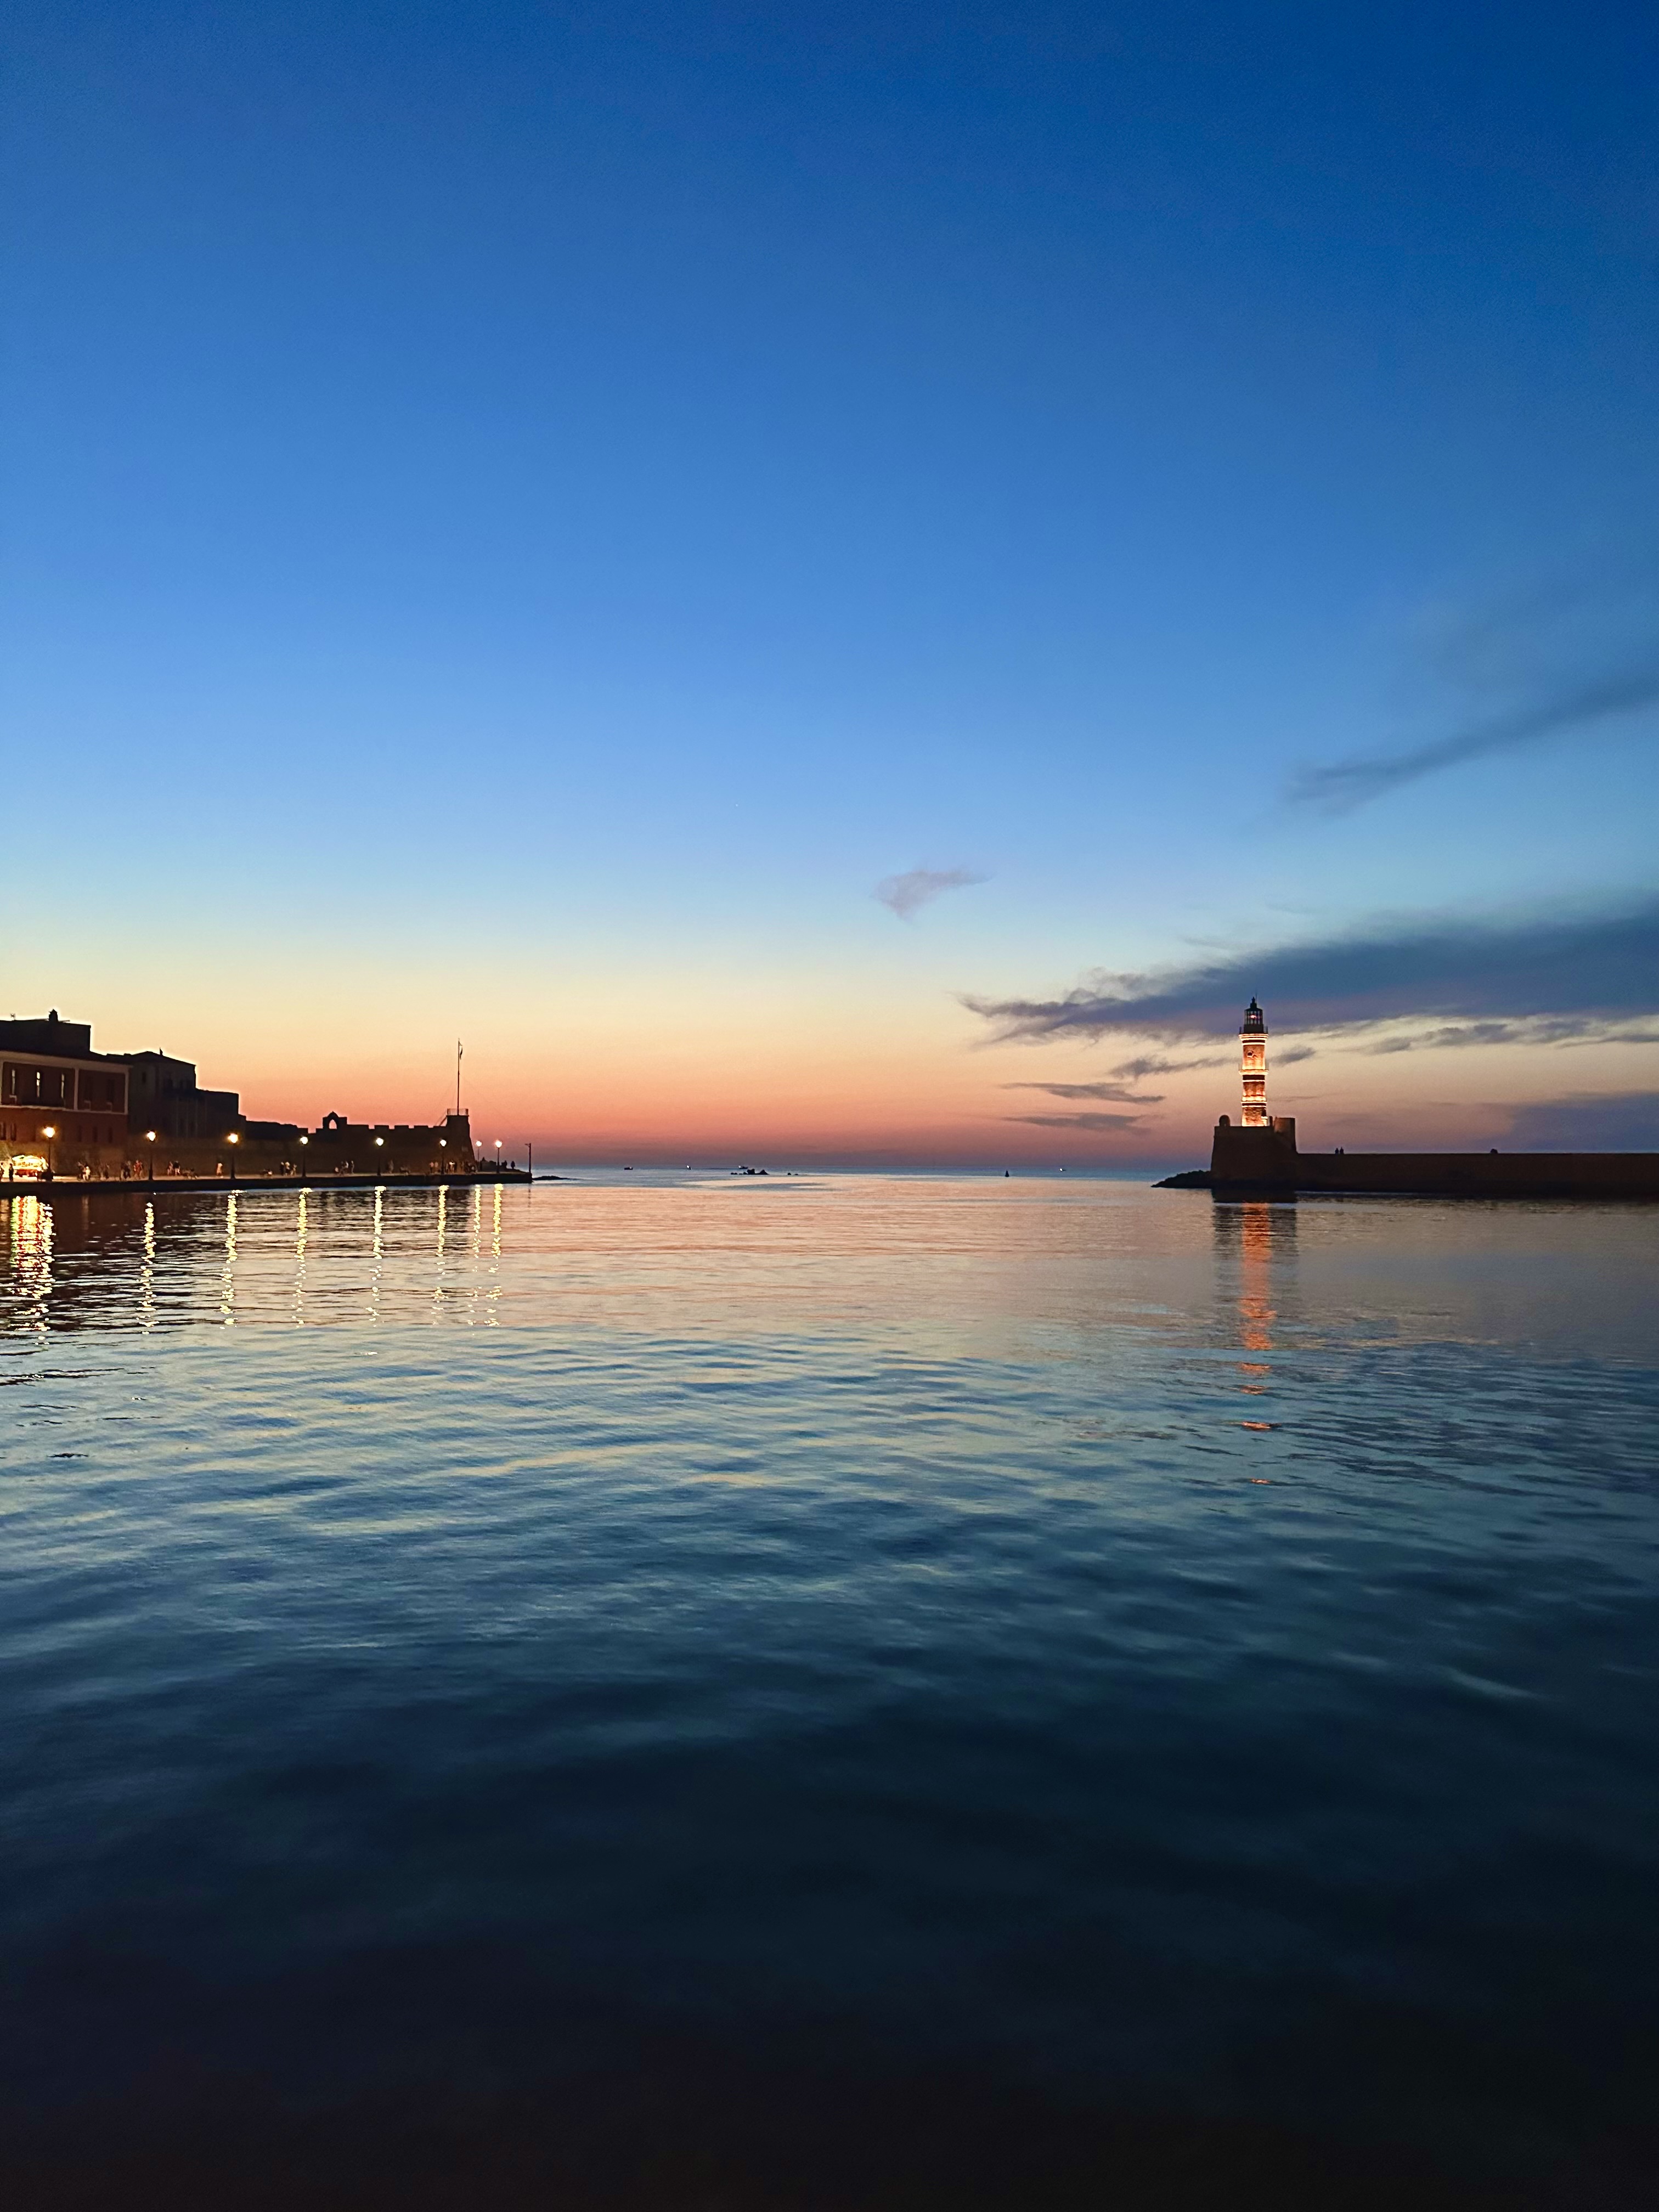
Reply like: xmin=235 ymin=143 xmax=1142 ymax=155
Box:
xmin=1237 ymin=1203 xmax=1278 ymax=1355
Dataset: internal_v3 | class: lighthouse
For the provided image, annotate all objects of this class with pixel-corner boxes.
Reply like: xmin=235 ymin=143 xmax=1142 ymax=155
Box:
xmin=1205 ymin=1000 xmax=1299 ymax=1186
xmin=1207 ymin=1000 xmax=1296 ymax=1184
xmin=1239 ymin=996 xmax=1268 ymax=1126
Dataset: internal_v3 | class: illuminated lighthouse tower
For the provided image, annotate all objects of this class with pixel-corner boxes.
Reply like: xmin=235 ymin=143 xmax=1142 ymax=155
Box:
xmin=1239 ymin=997 xmax=1268 ymax=1126
xmin=1210 ymin=997 xmax=1296 ymax=1185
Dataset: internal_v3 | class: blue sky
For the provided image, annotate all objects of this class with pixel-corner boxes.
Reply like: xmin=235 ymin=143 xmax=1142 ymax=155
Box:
xmin=4 ymin=1 xmax=1656 ymax=1156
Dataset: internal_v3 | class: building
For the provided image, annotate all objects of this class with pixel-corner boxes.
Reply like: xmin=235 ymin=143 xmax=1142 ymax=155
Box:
xmin=1 ymin=1012 xmax=131 ymax=1178
xmin=124 ymin=1051 xmax=244 ymax=1144
xmin=2 ymin=1011 xmax=481 ymax=1181
xmin=283 ymin=1111 xmax=477 ymax=1178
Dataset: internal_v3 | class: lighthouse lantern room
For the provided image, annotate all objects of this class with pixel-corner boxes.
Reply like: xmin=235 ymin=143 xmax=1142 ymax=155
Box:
xmin=1239 ymin=997 xmax=1268 ymax=1126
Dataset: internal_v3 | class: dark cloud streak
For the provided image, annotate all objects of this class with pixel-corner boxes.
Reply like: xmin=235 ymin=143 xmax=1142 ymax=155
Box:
xmin=1005 ymin=1110 xmax=1147 ymax=1132
xmin=1005 ymin=1080 xmax=1161 ymax=1103
xmin=1110 ymin=1052 xmax=1227 ymax=1081
xmin=965 ymin=899 xmax=1659 ymax=1044
xmin=1287 ymin=664 xmax=1659 ymax=814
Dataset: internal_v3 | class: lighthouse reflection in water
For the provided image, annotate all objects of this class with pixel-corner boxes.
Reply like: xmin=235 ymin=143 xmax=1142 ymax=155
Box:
xmin=1221 ymin=1197 xmax=1290 ymax=1428
xmin=1 ymin=1172 xmax=1656 ymax=2199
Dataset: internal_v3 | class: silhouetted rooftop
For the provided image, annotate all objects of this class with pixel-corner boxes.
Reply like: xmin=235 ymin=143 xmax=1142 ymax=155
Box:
xmin=0 ymin=1011 xmax=97 ymax=1058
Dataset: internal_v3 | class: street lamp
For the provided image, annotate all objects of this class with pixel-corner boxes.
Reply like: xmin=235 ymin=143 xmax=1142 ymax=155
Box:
xmin=494 ymin=1139 xmax=503 ymax=1177
xmin=146 ymin=1130 xmax=156 ymax=1185
xmin=227 ymin=1131 xmax=240 ymax=1183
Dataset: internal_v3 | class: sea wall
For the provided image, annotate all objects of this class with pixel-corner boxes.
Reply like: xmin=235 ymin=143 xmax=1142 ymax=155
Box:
xmin=1209 ymin=1121 xmax=1659 ymax=1198
xmin=1291 ymin=1150 xmax=1659 ymax=1198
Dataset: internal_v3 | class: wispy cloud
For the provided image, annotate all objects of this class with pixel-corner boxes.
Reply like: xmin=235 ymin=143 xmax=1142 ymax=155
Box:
xmin=876 ymin=866 xmax=987 ymax=920
xmin=1287 ymin=665 xmax=1659 ymax=814
xmin=1005 ymin=1110 xmax=1148 ymax=1132
xmin=1368 ymin=1018 xmax=1548 ymax=1053
xmin=1005 ymin=1080 xmax=1161 ymax=1103
xmin=1361 ymin=1014 xmax=1659 ymax=1055
xmin=1109 ymin=1052 xmax=1228 ymax=1081
xmin=964 ymin=897 xmax=1659 ymax=1045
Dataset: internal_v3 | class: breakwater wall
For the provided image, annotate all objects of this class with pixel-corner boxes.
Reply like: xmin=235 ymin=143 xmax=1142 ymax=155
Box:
xmin=1203 ymin=1121 xmax=1659 ymax=1199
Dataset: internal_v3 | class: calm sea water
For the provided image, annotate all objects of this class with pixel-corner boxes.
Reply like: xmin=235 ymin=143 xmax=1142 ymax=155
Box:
xmin=2 ymin=1175 xmax=1656 ymax=2207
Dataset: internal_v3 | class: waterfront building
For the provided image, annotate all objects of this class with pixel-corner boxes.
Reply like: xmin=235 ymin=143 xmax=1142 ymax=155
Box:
xmin=2 ymin=1011 xmax=481 ymax=1182
xmin=124 ymin=1051 xmax=243 ymax=1144
xmin=286 ymin=1111 xmax=477 ymax=1178
xmin=0 ymin=1013 xmax=131 ymax=1178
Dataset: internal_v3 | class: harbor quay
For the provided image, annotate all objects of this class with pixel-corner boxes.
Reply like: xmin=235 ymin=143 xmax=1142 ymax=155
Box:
xmin=1 ymin=1011 xmax=519 ymax=1186
xmin=0 ymin=1167 xmax=532 ymax=1194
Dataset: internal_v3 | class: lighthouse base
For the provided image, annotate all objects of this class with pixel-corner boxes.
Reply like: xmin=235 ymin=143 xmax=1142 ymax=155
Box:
xmin=1210 ymin=1118 xmax=1299 ymax=1189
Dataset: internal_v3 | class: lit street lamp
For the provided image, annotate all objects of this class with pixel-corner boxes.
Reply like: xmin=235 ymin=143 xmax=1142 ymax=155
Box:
xmin=146 ymin=1130 xmax=156 ymax=1184
xmin=227 ymin=1131 xmax=240 ymax=1183
xmin=494 ymin=1139 xmax=503 ymax=1177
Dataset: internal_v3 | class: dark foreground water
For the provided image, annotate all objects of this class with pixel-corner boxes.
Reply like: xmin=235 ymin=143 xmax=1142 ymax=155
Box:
xmin=2 ymin=1175 xmax=1656 ymax=2209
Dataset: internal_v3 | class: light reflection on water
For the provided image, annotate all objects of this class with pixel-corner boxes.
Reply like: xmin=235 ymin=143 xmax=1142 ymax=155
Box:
xmin=5 ymin=1174 xmax=1653 ymax=1358
xmin=0 ymin=1176 xmax=1656 ymax=2196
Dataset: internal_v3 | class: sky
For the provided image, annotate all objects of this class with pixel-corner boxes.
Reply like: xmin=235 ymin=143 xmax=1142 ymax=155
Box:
xmin=4 ymin=0 xmax=1657 ymax=1163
